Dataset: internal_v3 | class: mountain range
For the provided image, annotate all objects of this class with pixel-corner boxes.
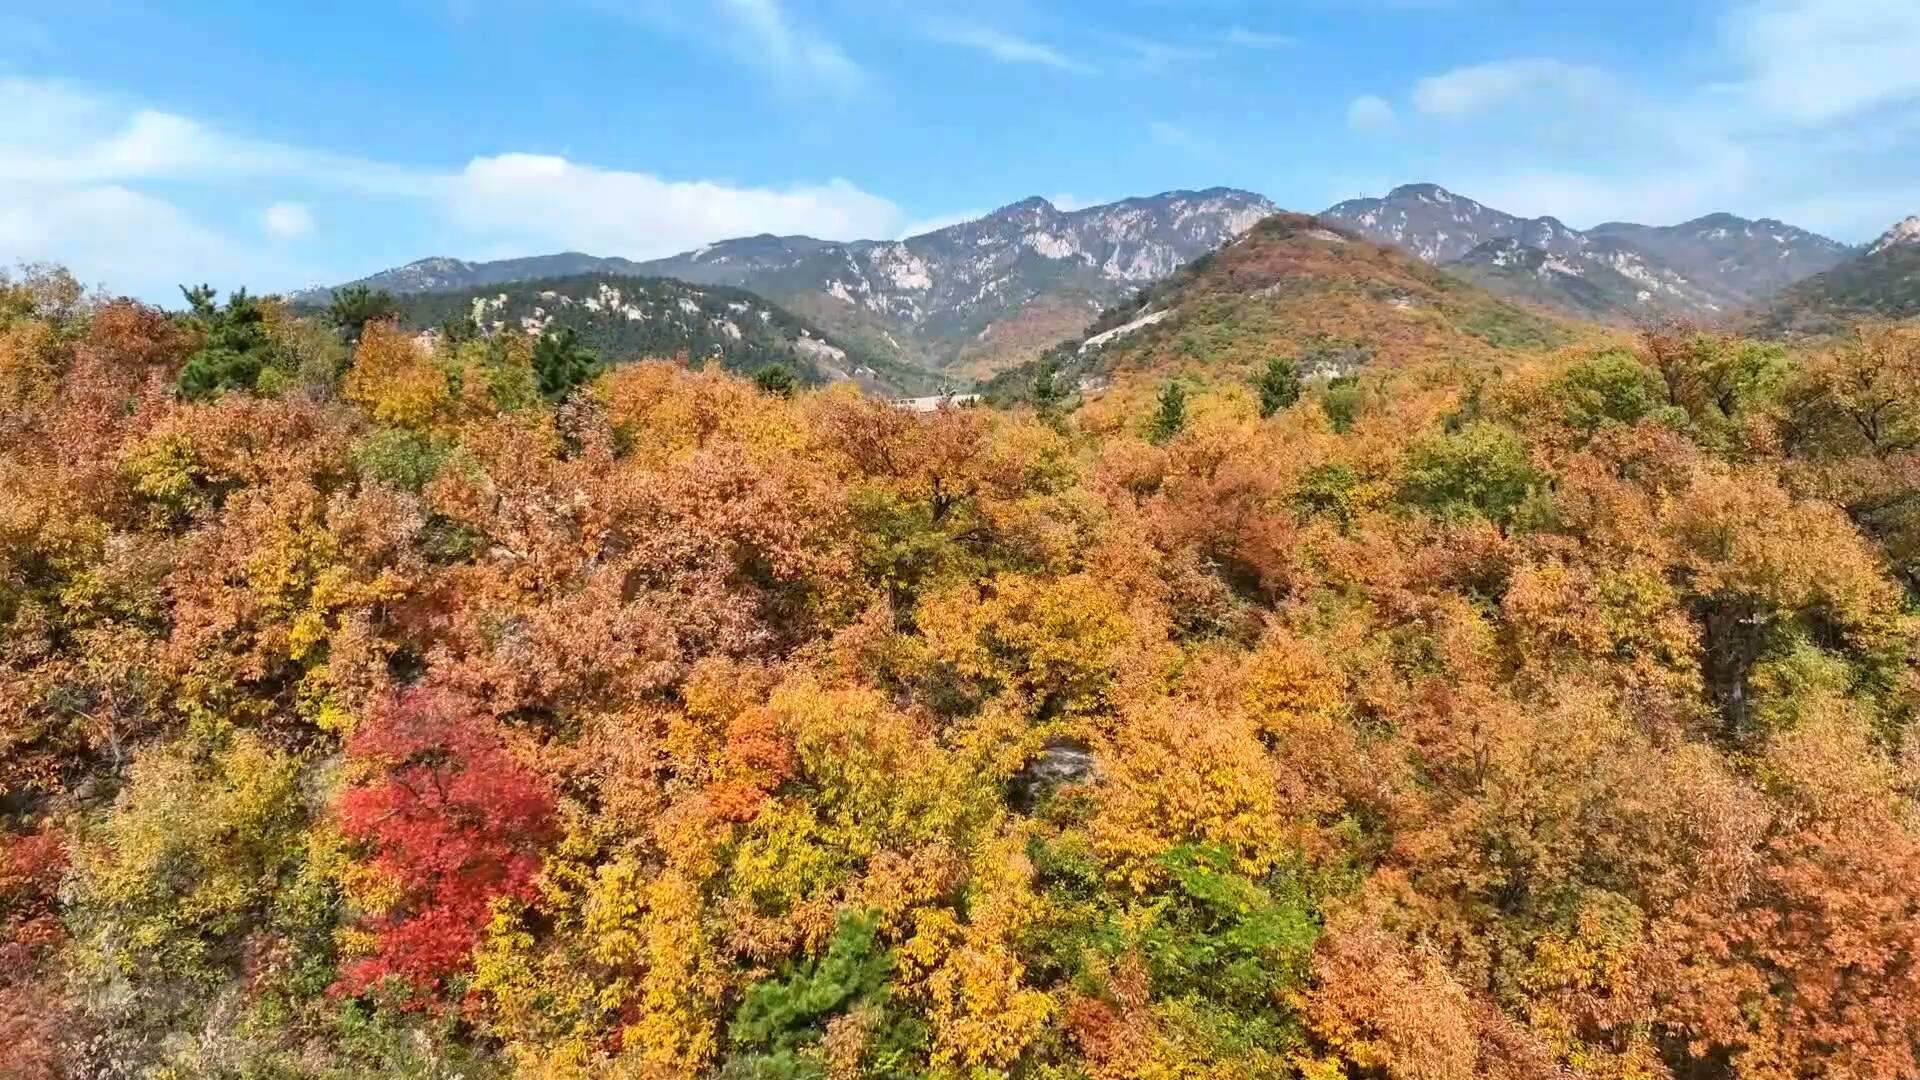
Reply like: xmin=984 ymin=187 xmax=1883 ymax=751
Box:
xmin=1320 ymin=183 xmax=1857 ymax=323
xmin=304 ymin=189 xmax=1277 ymax=379
xmin=307 ymin=183 xmax=1917 ymax=385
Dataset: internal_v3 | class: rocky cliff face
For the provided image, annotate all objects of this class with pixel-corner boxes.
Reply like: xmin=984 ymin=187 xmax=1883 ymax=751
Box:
xmin=1869 ymin=215 xmax=1920 ymax=256
xmin=1321 ymin=183 xmax=1587 ymax=263
xmin=637 ymin=188 xmax=1278 ymax=375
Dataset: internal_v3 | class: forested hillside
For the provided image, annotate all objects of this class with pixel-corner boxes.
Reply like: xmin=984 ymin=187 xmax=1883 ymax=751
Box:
xmin=7 ymin=257 xmax=1920 ymax=1080
xmin=382 ymin=274 xmax=940 ymax=397
xmin=987 ymin=213 xmax=1585 ymax=402
xmin=1757 ymin=217 xmax=1920 ymax=336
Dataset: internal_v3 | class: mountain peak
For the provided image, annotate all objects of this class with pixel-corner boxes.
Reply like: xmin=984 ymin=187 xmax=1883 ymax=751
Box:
xmin=1870 ymin=215 xmax=1920 ymax=255
xmin=1386 ymin=182 xmax=1458 ymax=203
xmin=990 ymin=195 xmax=1057 ymax=218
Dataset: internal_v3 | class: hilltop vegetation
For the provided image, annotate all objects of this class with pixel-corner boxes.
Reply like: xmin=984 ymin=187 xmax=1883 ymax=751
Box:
xmin=8 ymin=253 xmax=1920 ymax=1080
xmin=988 ymin=213 xmax=1584 ymax=401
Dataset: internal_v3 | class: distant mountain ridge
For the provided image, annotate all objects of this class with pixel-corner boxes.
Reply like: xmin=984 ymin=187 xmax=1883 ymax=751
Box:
xmin=1756 ymin=213 xmax=1920 ymax=335
xmin=1320 ymin=183 xmax=1855 ymax=322
xmin=305 ymin=189 xmax=1278 ymax=379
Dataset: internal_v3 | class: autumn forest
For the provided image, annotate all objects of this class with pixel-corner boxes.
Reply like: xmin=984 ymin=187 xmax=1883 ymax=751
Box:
xmin=7 ymin=250 xmax=1920 ymax=1080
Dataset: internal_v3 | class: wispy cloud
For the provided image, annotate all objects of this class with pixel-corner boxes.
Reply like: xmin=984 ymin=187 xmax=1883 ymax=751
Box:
xmin=1412 ymin=58 xmax=1608 ymax=116
xmin=1112 ymin=34 xmax=1214 ymax=67
xmin=442 ymin=153 xmax=906 ymax=257
xmin=1719 ymin=0 xmax=1920 ymax=126
xmin=710 ymin=0 xmax=866 ymax=94
xmin=1347 ymin=95 xmax=1396 ymax=133
xmin=0 ymin=77 xmax=418 ymax=192
xmin=1223 ymin=27 xmax=1295 ymax=47
xmin=260 ymin=202 xmax=315 ymax=239
xmin=1363 ymin=0 xmax=1920 ymax=241
xmin=0 ymin=77 xmax=913 ymax=300
xmin=922 ymin=18 xmax=1096 ymax=74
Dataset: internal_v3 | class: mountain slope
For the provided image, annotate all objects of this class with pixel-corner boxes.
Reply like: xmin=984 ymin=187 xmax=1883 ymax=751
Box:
xmin=308 ymin=189 xmax=1278 ymax=380
xmin=988 ymin=213 xmax=1578 ymax=396
xmin=1321 ymin=184 xmax=1852 ymax=321
xmin=388 ymin=275 xmax=940 ymax=395
xmin=1587 ymin=212 xmax=1853 ymax=300
xmin=1756 ymin=215 xmax=1920 ymax=335
xmin=1447 ymin=238 xmax=1659 ymax=322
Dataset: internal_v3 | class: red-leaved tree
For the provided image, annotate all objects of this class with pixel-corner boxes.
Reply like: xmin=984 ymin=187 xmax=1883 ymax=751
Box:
xmin=335 ymin=690 xmax=556 ymax=1001
xmin=0 ymin=827 xmax=71 ymax=1079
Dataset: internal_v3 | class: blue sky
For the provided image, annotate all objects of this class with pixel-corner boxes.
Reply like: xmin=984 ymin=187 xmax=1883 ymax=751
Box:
xmin=3 ymin=0 xmax=1918 ymax=301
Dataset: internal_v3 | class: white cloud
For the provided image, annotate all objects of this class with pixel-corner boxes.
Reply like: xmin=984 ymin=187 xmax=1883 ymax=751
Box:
xmin=1722 ymin=0 xmax=1920 ymax=126
xmin=1347 ymin=95 xmax=1396 ymax=132
xmin=1224 ymin=27 xmax=1295 ymax=47
xmin=1112 ymin=35 xmax=1213 ymax=67
xmin=710 ymin=0 xmax=865 ymax=93
xmin=0 ymin=80 xmax=347 ymax=298
xmin=261 ymin=202 xmax=315 ymax=239
xmin=1372 ymin=0 xmax=1920 ymax=243
xmin=923 ymin=18 xmax=1095 ymax=74
xmin=0 ymin=78 xmax=914 ymax=301
xmin=439 ymin=153 xmax=906 ymax=258
xmin=0 ymin=77 xmax=419 ymax=193
xmin=1412 ymin=58 xmax=1606 ymax=116
xmin=0 ymin=184 xmax=318 ymax=301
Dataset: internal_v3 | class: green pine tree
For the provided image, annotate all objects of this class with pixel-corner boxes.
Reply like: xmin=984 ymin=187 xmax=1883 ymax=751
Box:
xmin=327 ymin=284 xmax=400 ymax=345
xmin=1251 ymin=356 xmax=1302 ymax=418
xmin=1147 ymin=380 xmax=1188 ymax=444
xmin=1029 ymin=358 xmax=1069 ymax=421
xmin=176 ymin=287 xmax=287 ymax=400
xmin=532 ymin=327 xmax=602 ymax=403
xmin=753 ymin=363 xmax=797 ymax=398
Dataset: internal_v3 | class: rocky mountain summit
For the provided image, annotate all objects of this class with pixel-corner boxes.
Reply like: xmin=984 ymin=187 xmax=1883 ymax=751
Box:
xmin=1869 ymin=215 xmax=1920 ymax=256
xmin=1321 ymin=183 xmax=1586 ymax=263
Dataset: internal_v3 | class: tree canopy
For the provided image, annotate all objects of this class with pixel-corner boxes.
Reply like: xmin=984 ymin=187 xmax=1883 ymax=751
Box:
xmin=5 ymin=260 xmax=1920 ymax=1079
